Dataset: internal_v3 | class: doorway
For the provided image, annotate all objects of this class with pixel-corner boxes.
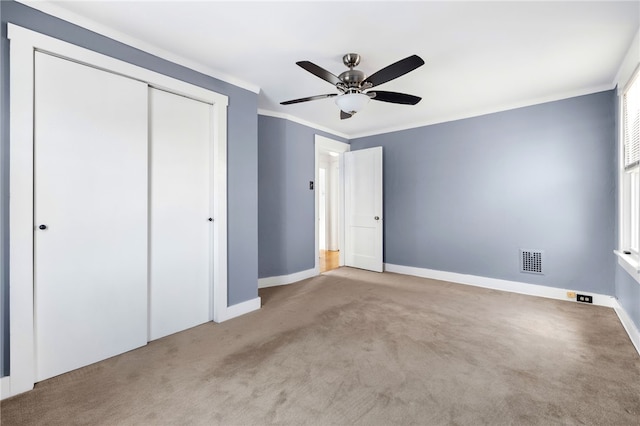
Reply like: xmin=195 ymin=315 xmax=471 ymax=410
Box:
xmin=314 ymin=136 xmax=350 ymax=274
xmin=318 ymin=156 xmax=338 ymax=272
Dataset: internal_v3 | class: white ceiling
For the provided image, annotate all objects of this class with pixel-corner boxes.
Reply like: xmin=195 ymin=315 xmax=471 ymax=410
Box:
xmin=28 ymin=1 xmax=640 ymax=138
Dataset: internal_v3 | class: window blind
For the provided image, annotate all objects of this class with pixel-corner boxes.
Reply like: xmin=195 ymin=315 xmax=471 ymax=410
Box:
xmin=624 ymin=71 xmax=640 ymax=170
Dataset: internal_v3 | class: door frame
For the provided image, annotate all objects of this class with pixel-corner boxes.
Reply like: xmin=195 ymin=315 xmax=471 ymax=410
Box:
xmin=314 ymin=135 xmax=350 ymax=273
xmin=7 ymin=24 xmax=229 ymax=397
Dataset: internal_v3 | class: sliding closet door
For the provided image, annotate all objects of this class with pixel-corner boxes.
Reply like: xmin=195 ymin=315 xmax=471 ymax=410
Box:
xmin=34 ymin=52 xmax=149 ymax=381
xmin=149 ymin=88 xmax=212 ymax=340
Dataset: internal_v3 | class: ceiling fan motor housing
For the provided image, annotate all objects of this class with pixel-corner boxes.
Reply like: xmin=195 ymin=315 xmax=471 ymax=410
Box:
xmin=339 ymin=53 xmax=366 ymax=92
xmin=339 ymin=69 xmax=366 ymax=86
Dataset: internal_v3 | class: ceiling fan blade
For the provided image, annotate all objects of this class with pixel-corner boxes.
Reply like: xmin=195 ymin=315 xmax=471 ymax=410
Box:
xmin=340 ymin=110 xmax=353 ymax=120
xmin=369 ymin=91 xmax=421 ymax=105
xmin=280 ymin=93 xmax=337 ymax=105
xmin=363 ymin=55 xmax=424 ymax=88
xmin=297 ymin=61 xmax=342 ymax=86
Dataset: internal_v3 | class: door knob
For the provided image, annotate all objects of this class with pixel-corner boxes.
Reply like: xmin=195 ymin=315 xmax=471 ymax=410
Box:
xmin=208 ymin=218 xmax=213 ymax=222
xmin=38 ymin=224 xmax=47 ymax=230
xmin=374 ymin=216 xmax=380 ymax=221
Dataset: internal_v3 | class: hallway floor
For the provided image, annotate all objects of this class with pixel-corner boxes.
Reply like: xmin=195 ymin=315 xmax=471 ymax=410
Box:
xmin=319 ymin=250 xmax=339 ymax=273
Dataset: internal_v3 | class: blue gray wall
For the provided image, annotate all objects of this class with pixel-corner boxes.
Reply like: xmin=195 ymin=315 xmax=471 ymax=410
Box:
xmin=258 ymin=115 xmax=346 ymax=278
xmin=0 ymin=1 xmax=259 ymax=377
xmin=350 ymin=91 xmax=617 ymax=295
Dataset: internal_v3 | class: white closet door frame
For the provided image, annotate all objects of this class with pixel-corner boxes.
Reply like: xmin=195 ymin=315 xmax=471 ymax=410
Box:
xmin=7 ymin=24 xmax=232 ymax=398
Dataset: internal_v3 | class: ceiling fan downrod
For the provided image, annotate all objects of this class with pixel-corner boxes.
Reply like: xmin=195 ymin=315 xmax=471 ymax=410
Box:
xmin=337 ymin=53 xmax=369 ymax=94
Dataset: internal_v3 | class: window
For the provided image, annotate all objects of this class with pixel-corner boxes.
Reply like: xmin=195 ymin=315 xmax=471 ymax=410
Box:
xmin=620 ymin=68 xmax=640 ymax=260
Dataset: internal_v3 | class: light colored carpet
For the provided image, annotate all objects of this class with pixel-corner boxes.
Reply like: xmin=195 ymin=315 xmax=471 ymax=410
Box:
xmin=2 ymin=267 xmax=639 ymax=425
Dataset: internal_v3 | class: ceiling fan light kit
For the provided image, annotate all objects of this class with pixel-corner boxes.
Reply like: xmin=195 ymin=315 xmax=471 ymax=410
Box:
xmin=281 ymin=53 xmax=425 ymax=120
xmin=335 ymin=93 xmax=370 ymax=114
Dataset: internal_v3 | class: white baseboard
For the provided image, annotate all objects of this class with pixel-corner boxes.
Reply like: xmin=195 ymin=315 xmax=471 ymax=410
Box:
xmin=218 ymin=297 xmax=261 ymax=322
xmin=1 ymin=376 xmax=11 ymax=400
xmin=258 ymin=268 xmax=318 ymax=289
xmin=384 ymin=263 xmax=640 ymax=357
xmin=259 ymin=264 xmax=640 ymax=357
xmin=384 ymin=263 xmax=617 ymax=308
xmin=613 ymin=301 xmax=640 ymax=357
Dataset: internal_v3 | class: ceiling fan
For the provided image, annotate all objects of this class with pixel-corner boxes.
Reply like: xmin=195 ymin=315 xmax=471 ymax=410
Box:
xmin=281 ymin=53 xmax=425 ymax=120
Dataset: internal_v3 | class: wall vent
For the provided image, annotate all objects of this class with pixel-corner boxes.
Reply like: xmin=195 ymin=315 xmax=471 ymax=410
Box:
xmin=520 ymin=249 xmax=544 ymax=275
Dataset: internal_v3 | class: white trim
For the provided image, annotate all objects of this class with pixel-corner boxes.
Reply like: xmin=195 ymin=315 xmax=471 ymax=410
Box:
xmin=613 ymin=300 xmax=640 ymax=357
xmin=18 ymin=1 xmax=626 ymax=140
xmin=8 ymin=26 xmax=229 ymax=108
xmin=0 ymin=376 xmax=10 ymax=401
xmin=384 ymin=263 xmax=617 ymax=308
xmin=210 ymin=92 xmax=230 ymax=324
xmin=258 ymin=109 xmax=350 ymax=140
xmin=9 ymin=25 xmax=37 ymax=398
xmin=349 ymin=84 xmax=614 ymax=139
xmin=617 ymin=81 xmax=628 ymax=259
xmin=315 ymin=136 xmax=350 ymax=273
xmin=314 ymin=135 xmax=352 ymax=154
xmin=258 ymin=268 xmax=317 ymax=289
xmin=615 ymin=252 xmax=640 ymax=284
xmin=615 ymin=29 xmax=640 ymax=287
xmin=218 ymin=297 xmax=262 ymax=322
xmin=265 ymin=85 xmax=613 ymax=141
xmin=614 ymin=29 xmax=640 ymax=93
xmin=7 ymin=24 xmax=232 ymax=398
xmin=17 ymin=1 xmax=260 ymax=94
xmin=266 ymin=84 xmax=612 ymax=141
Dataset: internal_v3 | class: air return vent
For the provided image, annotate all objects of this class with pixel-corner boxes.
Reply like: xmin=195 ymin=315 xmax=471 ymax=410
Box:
xmin=520 ymin=249 xmax=544 ymax=275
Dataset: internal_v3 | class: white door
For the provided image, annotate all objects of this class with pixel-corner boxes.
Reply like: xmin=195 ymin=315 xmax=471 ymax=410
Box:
xmin=34 ymin=52 xmax=149 ymax=381
xmin=344 ymin=147 xmax=383 ymax=272
xmin=149 ymin=88 xmax=212 ymax=341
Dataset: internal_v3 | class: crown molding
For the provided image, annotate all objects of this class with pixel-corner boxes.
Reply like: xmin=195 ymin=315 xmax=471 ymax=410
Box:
xmin=263 ymin=83 xmax=614 ymax=141
xmin=348 ymin=84 xmax=615 ymax=139
xmin=17 ymin=1 xmax=261 ymax=94
xmin=257 ymin=109 xmax=350 ymax=140
xmin=18 ymin=2 xmax=621 ymax=140
xmin=614 ymin=28 xmax=640 ymax=93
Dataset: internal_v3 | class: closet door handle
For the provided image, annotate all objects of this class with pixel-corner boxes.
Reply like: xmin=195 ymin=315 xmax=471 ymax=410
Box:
xmin=208 ymin=218 xmax=213 ymax=222
xmin=39 ymin=224 xmax=47 ymax=230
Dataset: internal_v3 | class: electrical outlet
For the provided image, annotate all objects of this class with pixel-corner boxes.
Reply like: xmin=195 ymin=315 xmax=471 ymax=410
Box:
xmin=566 ymin=291 xmax=576 ymax=299
xmin=576 ymin=294 xmax=593 ymax=304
